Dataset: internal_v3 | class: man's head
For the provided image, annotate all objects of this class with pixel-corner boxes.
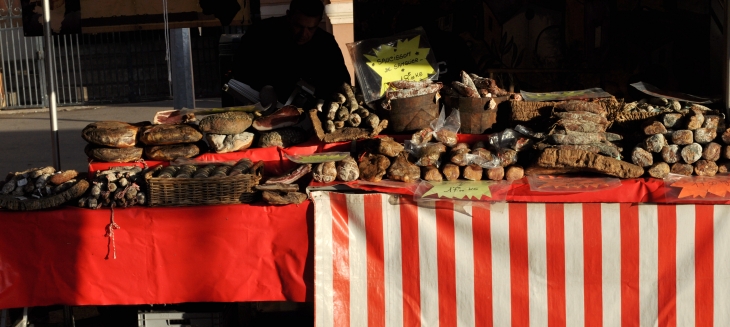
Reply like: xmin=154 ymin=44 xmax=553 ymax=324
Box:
xmin=287 ymin=0 xmax=324 ymax=45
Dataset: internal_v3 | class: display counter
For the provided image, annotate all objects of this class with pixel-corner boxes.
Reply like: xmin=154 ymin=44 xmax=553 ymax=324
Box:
xmin=9 ymin=134 xmax=730 ymax=327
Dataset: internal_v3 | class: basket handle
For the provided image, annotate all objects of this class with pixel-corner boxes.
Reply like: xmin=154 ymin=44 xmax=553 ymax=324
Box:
xmin=250 ymin=160 xmax=264 ymax=178
xmin=143 ymin=164 xmax=165 ymax=180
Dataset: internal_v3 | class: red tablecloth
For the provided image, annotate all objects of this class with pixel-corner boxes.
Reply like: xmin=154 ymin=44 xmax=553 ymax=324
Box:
xmin=0 ymin=202 xmax=313 ymax=310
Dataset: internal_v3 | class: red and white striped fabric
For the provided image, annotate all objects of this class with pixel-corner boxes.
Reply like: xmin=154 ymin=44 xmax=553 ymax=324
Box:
xmin=312 ymin=191 xmax=730 ymax=327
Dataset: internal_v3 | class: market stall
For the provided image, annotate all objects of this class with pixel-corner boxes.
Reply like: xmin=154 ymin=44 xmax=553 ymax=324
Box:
xmin=4 ymin=5 xmax=730 ymax=325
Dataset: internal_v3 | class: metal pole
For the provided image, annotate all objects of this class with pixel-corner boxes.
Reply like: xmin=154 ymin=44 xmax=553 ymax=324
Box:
xmin=42 ymin=0 xmax=60 ymax=169
xmin=726 ymin=0 xmax=730 ymax=115
xmin=170 ymin=28 xmax=195 ymax=109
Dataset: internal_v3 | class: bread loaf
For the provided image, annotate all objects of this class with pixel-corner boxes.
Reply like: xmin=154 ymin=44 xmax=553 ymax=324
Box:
xmin=82 ymin=121 xmax=139 ymax=148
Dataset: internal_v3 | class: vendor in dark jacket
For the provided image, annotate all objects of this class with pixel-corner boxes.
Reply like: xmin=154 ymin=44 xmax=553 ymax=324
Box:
xmin=232 ymin=0 xmax=351 ymax=104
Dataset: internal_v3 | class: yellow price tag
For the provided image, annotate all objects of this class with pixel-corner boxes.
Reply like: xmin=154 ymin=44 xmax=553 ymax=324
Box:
xmin=363 ymin=35 xmax=434 ymax=96
xmin=421 ymin=181 xmax=493 ymax=200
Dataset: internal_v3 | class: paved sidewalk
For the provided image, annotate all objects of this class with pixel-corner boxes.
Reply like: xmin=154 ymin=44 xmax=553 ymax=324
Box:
xmin=0 ymin=98 xmax=221 ymax=175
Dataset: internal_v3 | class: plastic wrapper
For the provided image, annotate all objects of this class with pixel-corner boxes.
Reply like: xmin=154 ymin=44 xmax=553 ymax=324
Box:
xmin=526 ymin=175 xmax=622 ymax=193
xmin=404 ymin=140 xmax=446 ymax=167
xmin=429 ymin=109 xmax=460 ymax=147
xmin=411 ymin=108 xmax=461 ymax=147
xmin=348 ymin=27 xmax=439 ymax=103
xmin=464 ymin=153 xmax=502 ymax=169
xmin=663 ymin=173 xmax=730 ymax=203
xmin=514 ymin=125 xmax=546 ymax=139
xmin=488 ymin=128 xmax=531 ymax=152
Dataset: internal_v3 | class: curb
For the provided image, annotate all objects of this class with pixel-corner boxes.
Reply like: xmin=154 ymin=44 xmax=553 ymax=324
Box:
xmin=0 ymin=105 xmax=103 ymax=115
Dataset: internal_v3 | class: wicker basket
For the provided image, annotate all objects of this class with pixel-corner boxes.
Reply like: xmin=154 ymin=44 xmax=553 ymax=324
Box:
xmin=146 ymin=161 xmax=263 ymax=207
xmin=442 ymin=95 xmax=509 ymax=134
xmin=379 ymin=92 xmax=439 ymax=133
xmin=509 ymin=100 xmax=558 ymax=130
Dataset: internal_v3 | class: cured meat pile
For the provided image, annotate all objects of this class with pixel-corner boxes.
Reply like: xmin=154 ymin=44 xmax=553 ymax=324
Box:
xmin=384 ymin=79 xmax=443 ymax=101
xmin=251 ymin=106 xmax=309 ymax=148
xmin=444 ymin=71 xmax=520 ymax=100
xmin=311 ymin=83 xmax=389 ymax=143
xmin=629 ymin=104 xmax=729 ymax=178
xmin=311 ymin=156 xmax=360 ymax=183
xmin=0 ymin=166 xmax=88 ymax=211
xmin=259 ymin=164 xmax=311 ymax=205
xmin=622 ymin=97 xmax=691 ymax=114
xmin=353 ymin=132 xmax=527 ymax=183
xmin=531 ymin=100 xmax=644 ymax=179
xmin=78 ymin=166 xmax=147 ymax=209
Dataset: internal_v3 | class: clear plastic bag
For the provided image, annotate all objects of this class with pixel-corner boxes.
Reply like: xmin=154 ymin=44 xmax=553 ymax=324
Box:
xmin=430 ymin=108 xmax=460 ymax=147
xmin=464 ymin=153 xmax=502 ymax=169
xmin=410 ymin=108 xmax=460 ymax=147
xmin=488 ymin=128 xmax=532 ymax=152
xmin=662 ymin=173 xmax=730 ymax=202
xmin=404 ymin=140 xmax=445 ymax=167
xmin=348 ymin=27 xmax=439 ymax=104
xmin=514 ymin=124 xmax=546 ymax=139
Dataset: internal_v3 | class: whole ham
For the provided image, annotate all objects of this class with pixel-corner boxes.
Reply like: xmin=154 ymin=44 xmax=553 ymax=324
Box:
xmin=252 ymin=105 xmax=303 ymax=131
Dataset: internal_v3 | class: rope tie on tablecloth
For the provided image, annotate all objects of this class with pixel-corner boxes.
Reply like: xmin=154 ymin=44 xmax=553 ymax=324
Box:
xmin=104 ymin=205 xmax=121 ymax=260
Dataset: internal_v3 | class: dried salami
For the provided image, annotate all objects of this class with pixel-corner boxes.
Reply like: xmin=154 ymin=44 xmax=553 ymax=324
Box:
xmin=486 ymin=167 xmax=504 ymax=181
xmin=441 ymin=163 xmax=460 ymax=181
xmin=554 ymin=111 xmax=608 ymax=125
xmin=421 ymin=166 xmax=443 ymax=182
xmin=389 ymin=80 xmax=433 ymax=90
xmin=648 ymin=162 xmax=670 ymax=179
xmin=670 ymin=163 xmax=694 ymax=176
xmin=694 ymin=160 xmax=718 ymax=177
xmin=703 ymin=142 xmax=722 ymax=162
xmin=661 ymin=145 xmax=681 ymax=164
xmin=681 ymin=143 xmax=703 ymax=164
xmin=554 ymin=100 xmax=607 ymax=115
xmin=631 ymin=147 xmax=653 ymax=167
xmin=505 ymin=165 xmax=524 ymax=181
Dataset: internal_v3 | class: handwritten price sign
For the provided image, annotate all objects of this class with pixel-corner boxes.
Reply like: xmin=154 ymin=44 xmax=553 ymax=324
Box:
xmin=668 ymin=175 xmax=730 ymax=199
xmin=421 ymin=181 xmax=494 ymax=200
xmin=363 ymin=35 xmax=434 ymax=97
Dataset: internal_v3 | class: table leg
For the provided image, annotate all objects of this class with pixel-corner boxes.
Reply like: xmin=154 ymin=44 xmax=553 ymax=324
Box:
xmin=62 ymin=306 xmax=73 ymax=327
xmin=18 ymin=308 xmax=27 ymax=327
xmin=4 ymin=308 xmax=28 ymax=327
